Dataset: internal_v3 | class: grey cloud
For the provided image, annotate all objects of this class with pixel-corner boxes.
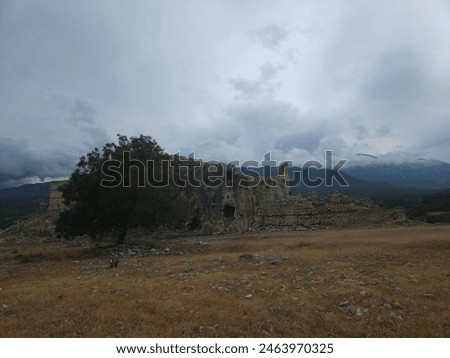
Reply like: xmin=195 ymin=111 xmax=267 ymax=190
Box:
xmin=180 ymin=99 xmax=313 ymax=162
xmin=1 ymin=0 xmax=450 ymax=189
xmin=229 ymin=62 xmax=283 ymax=98
xmin=224 ymin=99 xmax=300 ymax=131
xmin=260 ymin=63 xmax=283 ymax=81
xmin=275 ymin=130 xmax=324 ymax=153
xmin=69 ymin=101 xmax=96 ymax=125
xmin=216 ymin=99 xmax=333 ymax=162
xmin=229 ymin=78 xmax=264 ymax=98
xmin=297 ymin=1 xmax=450 ymax=162
xmin=0 ymin=89 xmax=109 ymax=187
xmin=376 ymin=127 xmax=391 ymax=137
xmin=254 ymin=24 xmax=289 ymax=49
xmin=363 ymin=50 xmax=428 ymax=108
xmin=349 ymin=118 xmax=370 ymax=140
xmin=0 ymin=137 xmax=34 ymax=179
xmin=48 ymin=92 xmax=110 ymax=149
xmin=61 ymin=98 xmax=110 ymax=149
xmin=0 ymin=136 xmax=76 ymax=188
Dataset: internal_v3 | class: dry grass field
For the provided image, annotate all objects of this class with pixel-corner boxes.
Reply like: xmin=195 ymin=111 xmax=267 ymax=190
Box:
xmin=0 ymin=225 xmax=449 ymax=337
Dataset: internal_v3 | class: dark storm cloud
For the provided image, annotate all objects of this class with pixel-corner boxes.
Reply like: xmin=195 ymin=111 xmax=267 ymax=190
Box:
xmin=0 ymin=1 xmax=113 ymax=186
xmin=0 ymin=86 xmax=109 ymax=187
xmin=0 ymin=136 xmax=76 ymax=188
xmin=1 ymin=1 xmax=450 ymax=188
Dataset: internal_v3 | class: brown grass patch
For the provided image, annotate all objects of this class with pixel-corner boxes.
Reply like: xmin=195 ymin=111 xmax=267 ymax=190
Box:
xmin=1 ymin=225 xmax=449 ymax=337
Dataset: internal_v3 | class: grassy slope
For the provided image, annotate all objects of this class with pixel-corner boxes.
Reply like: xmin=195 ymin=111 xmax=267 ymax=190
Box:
xmin=1 ymin=225 xmax=449 ymax=337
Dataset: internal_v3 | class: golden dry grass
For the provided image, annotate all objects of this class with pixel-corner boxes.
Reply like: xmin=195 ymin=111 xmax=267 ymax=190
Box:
xmin=1 ymin=225 xmax=449 ymax=337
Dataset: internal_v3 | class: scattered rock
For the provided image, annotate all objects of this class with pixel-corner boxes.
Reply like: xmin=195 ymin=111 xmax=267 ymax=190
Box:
xmin=239 ymin=253 xmax=254 ymax=260
xmin=390 ymin=312 xmax=403 ymax=320
xmin=337 ymin=301 xmax=350 ymax=307
xmin=109 ymin=258 xmax=119 ymax=268
xmin=355 ymin=308 xmax=364 ymax=317
xmin=261 ymin=330 xmax=271 ymax=337
xmin=422 ymin=293 xmax=434 ymax=299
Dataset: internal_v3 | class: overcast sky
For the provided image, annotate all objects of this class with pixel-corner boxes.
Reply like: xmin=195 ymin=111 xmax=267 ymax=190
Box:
xmin=1 ymin=0 xmax=450 ymax=187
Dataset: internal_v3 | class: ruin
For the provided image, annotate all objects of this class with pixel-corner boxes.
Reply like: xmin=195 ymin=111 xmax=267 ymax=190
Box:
xmin=187 ymin=164 xmax=386 ymax=233
xmin=48 ymin=181 xmax=66 ymax=212
xmin=48 ymin=163 xmax=389 ymax=234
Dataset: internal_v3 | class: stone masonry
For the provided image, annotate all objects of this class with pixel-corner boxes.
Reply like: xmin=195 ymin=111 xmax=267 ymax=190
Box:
xmin=48 ymin=181 xmax=66 ymax=212
xmin=48 ymin=164 xmax=389 ymax=234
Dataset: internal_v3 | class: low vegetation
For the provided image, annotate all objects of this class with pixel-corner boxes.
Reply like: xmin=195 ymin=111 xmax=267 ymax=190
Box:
xmin=55 ymin=134 xmax=191 ymax=244
xmin=1 ymin=225 xmax=449 ymax=337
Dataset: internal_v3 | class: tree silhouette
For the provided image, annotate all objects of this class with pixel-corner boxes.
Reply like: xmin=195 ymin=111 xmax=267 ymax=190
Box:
xmin=55 ymin=134 xmax=189 ymax=244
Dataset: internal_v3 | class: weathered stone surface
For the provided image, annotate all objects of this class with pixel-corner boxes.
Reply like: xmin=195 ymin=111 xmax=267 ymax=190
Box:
xmin=255 ymin=191 xmax=386 ymax=229
xmin=48 ymin=181 xmax=66 ymax=212
xmin=40 ymin=166 xmax=392 ymax=237
xmin=0 ymin=211 xmax=59 ymax=243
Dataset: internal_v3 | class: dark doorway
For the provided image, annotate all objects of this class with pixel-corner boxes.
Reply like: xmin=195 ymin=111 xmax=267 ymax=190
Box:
xmin=223 ymin=204 xmax=235 ymax=218
xmin=189 ymin=215 xmax=201 ymax=230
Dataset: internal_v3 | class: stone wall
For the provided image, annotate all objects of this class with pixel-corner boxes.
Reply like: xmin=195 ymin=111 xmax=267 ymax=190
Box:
xmin=190 ymin=167 xmax=388 ymax=233
xmin=188 ymin=166 xmax=291 ymax=233
xmin=255 ymin=191 xmax=387 ymax=229
xmin=46 ymin=167 xmax=389 ymax=234
xmin=48 ymin=181 xmax=66 ymax=212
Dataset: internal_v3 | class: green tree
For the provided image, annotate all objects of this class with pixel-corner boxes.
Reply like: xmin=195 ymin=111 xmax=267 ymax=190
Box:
xmin=55 ymin=134 xmax=189 ymax=244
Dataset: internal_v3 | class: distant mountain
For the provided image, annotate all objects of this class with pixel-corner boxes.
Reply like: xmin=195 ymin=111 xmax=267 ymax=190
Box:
xmin=1 ymin=160 xmax=449 ymax=230
xmin=0 ymin=183 xmax=50 ymax=229
xmin=241 ymin=166 xmax=436 ymax=203
xmin=0 ymin=182 xmax=50 ymax=199
xmin=343 ymin=160 xmax=450 ymax=189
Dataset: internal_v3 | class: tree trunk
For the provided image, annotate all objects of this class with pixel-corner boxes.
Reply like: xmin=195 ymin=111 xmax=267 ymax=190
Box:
xmin=117 ymin=226 xmax=127 ymax=245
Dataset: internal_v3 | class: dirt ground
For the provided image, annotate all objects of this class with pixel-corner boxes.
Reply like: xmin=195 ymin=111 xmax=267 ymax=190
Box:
xmin=0 ymin=225 xmax=449 ymax=337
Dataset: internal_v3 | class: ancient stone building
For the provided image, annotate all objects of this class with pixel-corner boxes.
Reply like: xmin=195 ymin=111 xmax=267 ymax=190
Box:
xmin=190 ymin=169 xmax=290 ymax=233
xmin=190 ymin=164 xmax=386 ymax=233
xmin=255 ymin=191 xmax=386 ymax=229
xmin=48 ymin=164 xmax=388 ymax=234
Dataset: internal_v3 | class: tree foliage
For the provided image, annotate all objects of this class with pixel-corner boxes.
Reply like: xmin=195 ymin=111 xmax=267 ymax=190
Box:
xmin=55 ymin=134 xmax=190 ymax=244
